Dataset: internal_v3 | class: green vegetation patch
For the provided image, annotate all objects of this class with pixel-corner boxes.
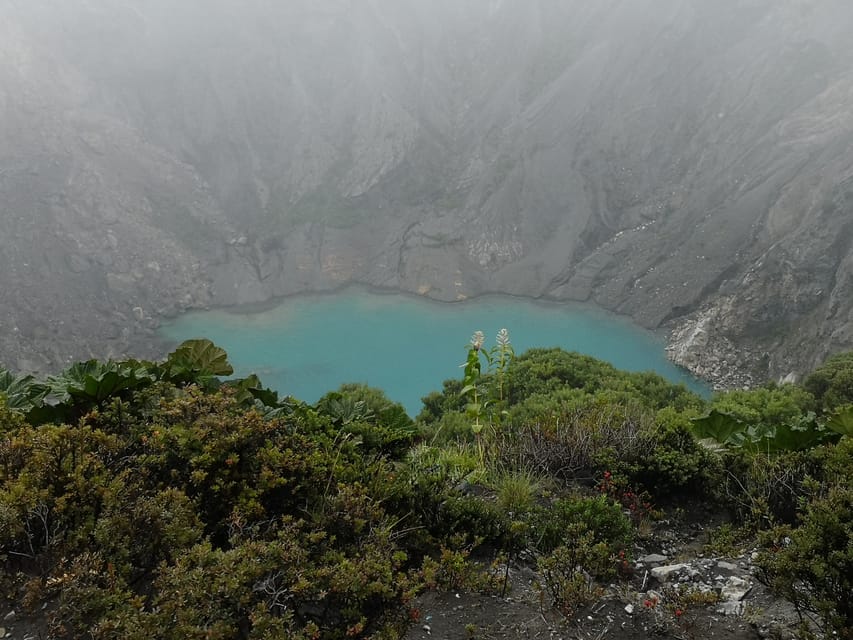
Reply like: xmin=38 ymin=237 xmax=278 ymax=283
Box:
xmin=0 ymin=336 xmax=851 ymax=637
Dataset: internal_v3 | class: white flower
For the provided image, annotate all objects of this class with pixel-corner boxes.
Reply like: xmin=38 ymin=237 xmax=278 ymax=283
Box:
xmin=496 ymin=328 xmax=510 ymax=347
xmin=470 ymin=330 xmax=485 ymax=350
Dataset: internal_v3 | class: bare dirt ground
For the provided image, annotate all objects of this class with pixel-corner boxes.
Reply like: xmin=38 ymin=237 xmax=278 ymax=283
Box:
xmin=404 ymin=516 xmax=805 ymax=640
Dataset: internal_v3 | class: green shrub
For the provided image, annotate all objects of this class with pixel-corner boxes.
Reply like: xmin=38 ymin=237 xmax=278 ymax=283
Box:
xmin=388 ymin=444 xmax=480 ymax=542
xmin=0 ymin=421 xmax=126 ymax=559
xmin=317 ymin=384 xmax=416 ymax=459
xmin=537 ymin=524 xmax=613 ymax=616
xmin=494 ymin=400 xmax=656 ymax=482
xmin=92 ymin=488 xmax=203 ymax=581
xmin=804 ymin=351 xmax=853 ymax=412
xmin=622 ymin=371 xmax=704 ymax=412
xmin=0 ymin=379 xmax=430 ymax=638
xmin=12 ymin=342 xmax=850 ymax=637
xmin=138 ymin=389 xmax=331 ymax=538
xmin=694 ymin=381 xmax=843 ymax=454
xmin=439 ymin=496 xmax=509 ymax=546
xmin=417 ymin=379 xmax=466 ymax=425
xmin=505 ymin=387 xmax=589 ymax=425
xmin=491 ymin=469 xmax=540 ymax=515
xmin=756 ymin=484 xmax=853 ymax=638
xmin=811 ymin=436 xmax=853 ymax=481
xmin=504 ymin=348 xmax=702 ymax=411
xmin=406 ymin=443 xmax=480 ymax=487
xmin=711 ymin=385 xmax=815 ymax=428
xmin=505 ymin=349 xmax=620 ymax=405
xmin=49 ymin=552 xmax=144 ymax=640
xmin=419 ymin=536 xmax=502 ymax=594
xmin=720 ymin=449 xmax=824 ymax=528
xmin=619 ymin=408 xmax=719 ymax=499
xmin=704 ymin=522 xmax=752 ymax=556
xmin=531 ymin=494 xmax=632 ymax=554
xmin=419 ymin=411 xmax=476 ymax=445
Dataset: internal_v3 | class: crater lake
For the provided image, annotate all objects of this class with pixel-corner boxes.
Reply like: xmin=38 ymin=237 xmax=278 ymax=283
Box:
xmin=159 ymin=288 xmax=710 ymax=415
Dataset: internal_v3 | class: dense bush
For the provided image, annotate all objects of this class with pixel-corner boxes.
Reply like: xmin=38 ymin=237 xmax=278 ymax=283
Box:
xmin=418 ymin=379 xmax=466 ymax=425
xmin=490 ymin=398 xmax=714 ymax=501
xmin=757 ymin=487 xmax=853 ymax=638
xmin=755 ymin=438 xmax=853 ymax=638
xmin=504 ymin=348 xmax=702 ymax=411
xmin=612 ymin=407 xmax=718 ymax=499
xmin=531 ymin=494 xmax=633 ymax=554
xmin=505 ymin=349 xmax=623 ymax=404
xmin=803 ymin=351 xmax=853 ymax=411
xmin=316 ymin=383 xmax=416 ymax=458
xmin=0 ymin=382 xmax=430 ymax=638
xmin=490 ymin=405 xmax=647 ymax=482
xmin=538 ymin=533 xmax=611 ymax=616
xmin=535 ymin=495 xmax=633 ymax=616
xmin=719 ymin=448 xmax=825 ymax=527
xmin=710 ymin=384 xmax=816 ymax=427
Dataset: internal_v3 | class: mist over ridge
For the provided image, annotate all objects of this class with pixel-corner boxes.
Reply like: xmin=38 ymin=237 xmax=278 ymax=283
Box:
xmin=2 ymin=0 xmax=853 ymax=386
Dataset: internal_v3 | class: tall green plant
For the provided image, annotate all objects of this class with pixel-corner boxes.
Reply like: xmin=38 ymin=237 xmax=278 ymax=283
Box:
xmin=459 ymin=329 xmax=515 ymax=463
xmin=490 ymin=328 xmax=515 ymax=404
xmin=461 ymin=331 xmax=488 ymax=444
xmin=459 ymin=330 xmax=516 ymax=424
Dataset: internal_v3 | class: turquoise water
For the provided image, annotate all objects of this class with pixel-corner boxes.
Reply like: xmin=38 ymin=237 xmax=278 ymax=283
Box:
xmin=159 ymin=289 xmax=709 ymax=416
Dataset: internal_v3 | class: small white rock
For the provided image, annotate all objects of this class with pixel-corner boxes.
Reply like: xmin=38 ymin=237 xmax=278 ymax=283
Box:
xmin=716 ymin=601 xmax=746 ymax=616
xmin=651 ymin=563 xmax=689 ymax=582
xmin=640 ymin=553 xmax=668 ymax=564
xmin=721 ymin=576 xmax=751 ymax=602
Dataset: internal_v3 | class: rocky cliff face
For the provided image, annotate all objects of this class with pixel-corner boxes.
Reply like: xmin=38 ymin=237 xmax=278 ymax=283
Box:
xmin=1 ymin=0 xmax=852 ymax=385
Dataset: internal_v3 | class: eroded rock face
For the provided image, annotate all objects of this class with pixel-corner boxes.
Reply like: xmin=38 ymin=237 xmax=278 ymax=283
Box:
xmin=1 ymin=0 xmax=853 ymax=383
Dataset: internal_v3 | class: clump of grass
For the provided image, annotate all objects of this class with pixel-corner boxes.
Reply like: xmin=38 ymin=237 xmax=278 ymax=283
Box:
xmin=704 ymin=522 xmax=751 ymax=556
xmin=490 ymin=468 xmax=541 ymax=514
xmin=407 ymin=442 xmax=483 ymax=486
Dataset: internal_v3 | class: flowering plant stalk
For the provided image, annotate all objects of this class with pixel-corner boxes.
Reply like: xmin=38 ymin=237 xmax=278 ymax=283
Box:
xmin=461 ymin=331 xmax=488 ymax=436
xmin=490 ymin=328 xmax=514 ymax=405
xmin=460 ymin=329 xmax=515 ymax=463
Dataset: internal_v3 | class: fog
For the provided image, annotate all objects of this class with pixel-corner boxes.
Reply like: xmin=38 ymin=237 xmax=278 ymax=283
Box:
xmin=2 ymin=0 xmax=853 ymax=384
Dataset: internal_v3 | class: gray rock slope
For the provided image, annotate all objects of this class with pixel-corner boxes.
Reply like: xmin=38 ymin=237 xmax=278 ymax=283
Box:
xmin=1 ymin=0 xmax=852 ymax=385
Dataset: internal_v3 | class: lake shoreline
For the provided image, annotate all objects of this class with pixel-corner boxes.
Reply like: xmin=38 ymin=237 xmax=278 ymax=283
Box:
xmin=160 ymin=287 xmax=712 ymax=415
xmin=216 ymin=283 xmax=674 ymax=343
